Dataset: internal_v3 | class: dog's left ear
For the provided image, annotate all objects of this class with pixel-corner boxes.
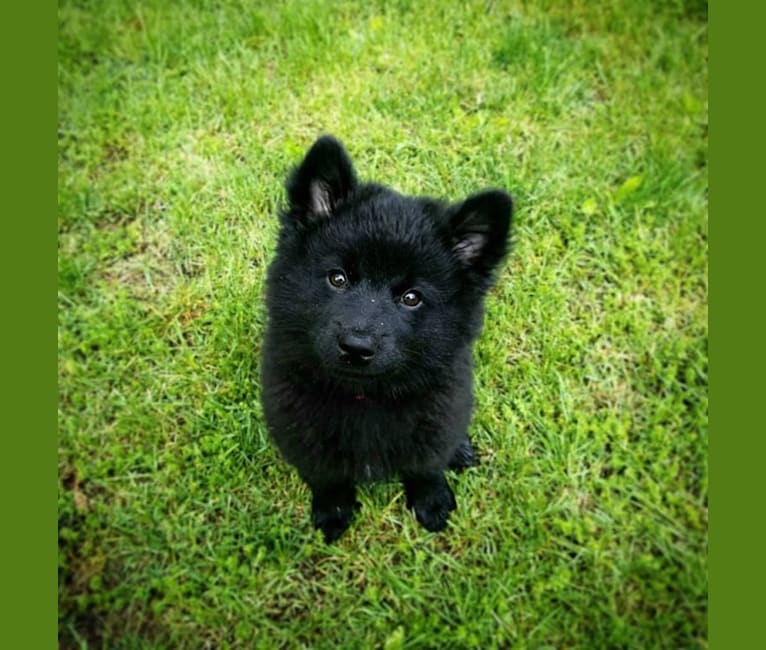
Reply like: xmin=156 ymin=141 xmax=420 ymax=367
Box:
xmin=447 ymin=189 xmax=513 ymax=279
xmin=285 ymin=135 xmax=358 ymax=224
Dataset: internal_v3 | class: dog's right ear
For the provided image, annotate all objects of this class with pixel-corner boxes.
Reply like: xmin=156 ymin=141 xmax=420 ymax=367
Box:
xmin=285 ymin=135 xmax=358 ymax=224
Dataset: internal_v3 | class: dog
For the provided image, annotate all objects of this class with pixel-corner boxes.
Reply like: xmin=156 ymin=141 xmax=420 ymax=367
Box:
xmin=261 ymin=135 xmax=513 ymax=542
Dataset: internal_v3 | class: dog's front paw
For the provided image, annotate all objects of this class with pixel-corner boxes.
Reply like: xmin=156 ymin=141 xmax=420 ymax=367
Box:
xmin=309 ymin=482 xmax=359 ymax=543
xmin=404 ymin=475 xmax=457 ymax=532
xmin=312 ymin=503 xmax=356 ymax=543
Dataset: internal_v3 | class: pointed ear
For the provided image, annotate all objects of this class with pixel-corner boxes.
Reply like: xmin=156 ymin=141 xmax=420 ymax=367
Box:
xmin=285 ymin=135 xmax=358 ymax=223
xmin=447 ymin=189 xmax=513 ymax=278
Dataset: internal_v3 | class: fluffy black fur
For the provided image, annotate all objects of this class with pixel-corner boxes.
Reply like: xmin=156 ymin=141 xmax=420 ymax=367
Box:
xmin=261 ymin=135 xmax=513 ymax=542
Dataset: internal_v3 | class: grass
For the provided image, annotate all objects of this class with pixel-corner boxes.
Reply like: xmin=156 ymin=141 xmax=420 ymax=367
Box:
xmin=58 ymin=0 xmax=708 ymax=647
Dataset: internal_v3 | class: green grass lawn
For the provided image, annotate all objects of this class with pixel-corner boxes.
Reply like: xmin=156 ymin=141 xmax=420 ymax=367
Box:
xmin=58 ymin=0 xmax=708 ymax=647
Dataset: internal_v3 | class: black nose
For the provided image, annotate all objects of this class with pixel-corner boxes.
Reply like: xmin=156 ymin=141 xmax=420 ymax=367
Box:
xmin=338 ymin=333 xmax=376 ymax=363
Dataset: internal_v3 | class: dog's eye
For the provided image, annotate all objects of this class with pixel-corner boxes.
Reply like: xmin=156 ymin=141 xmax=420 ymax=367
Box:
xmin=328 ymin=270 xmax=348 ymax=288
xmin=401 ymin=290 xmax=422 ymax=308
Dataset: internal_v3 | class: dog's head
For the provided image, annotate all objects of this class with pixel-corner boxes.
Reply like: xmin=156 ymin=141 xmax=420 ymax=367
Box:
xmin=266 ymin=135 xmax=513 ymax=392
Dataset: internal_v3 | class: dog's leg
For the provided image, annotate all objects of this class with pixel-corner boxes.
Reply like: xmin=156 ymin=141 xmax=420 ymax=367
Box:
xmin=403 ymin=472 xmax=457 ymax=532
xmin=307 ymin=480 xmax=359 ymax=543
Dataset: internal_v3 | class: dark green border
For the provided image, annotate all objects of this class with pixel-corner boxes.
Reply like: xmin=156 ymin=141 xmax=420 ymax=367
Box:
xmin=0 ymin=1 xmax=739 ymax=647
xmin=711 ymin=0 xmax=763 ymax=647
xmin=0 ymin=2 xmax=56 ymax=647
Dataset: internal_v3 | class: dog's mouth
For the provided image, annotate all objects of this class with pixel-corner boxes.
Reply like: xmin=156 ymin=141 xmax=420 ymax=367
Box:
xmin=332 ymin=367 xmax=386 ymax=380
xmin=328 ymin=363 xmax=397 ymax=393
xmin=332 ymin=354 xmax=391 ymax=379
xmin=329 ymin=368 xmax=391 ymax=402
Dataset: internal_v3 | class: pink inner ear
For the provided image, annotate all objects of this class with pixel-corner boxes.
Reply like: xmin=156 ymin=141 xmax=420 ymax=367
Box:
xmin=453 ymin=232 xmax=487 ymax=263
xmin=309 ymin=180 xmax=333 ymax=215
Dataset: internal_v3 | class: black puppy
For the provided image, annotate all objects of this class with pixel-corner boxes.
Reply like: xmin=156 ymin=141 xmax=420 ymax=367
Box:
xmin=261 ymin=136 xmax=513 ymax=542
